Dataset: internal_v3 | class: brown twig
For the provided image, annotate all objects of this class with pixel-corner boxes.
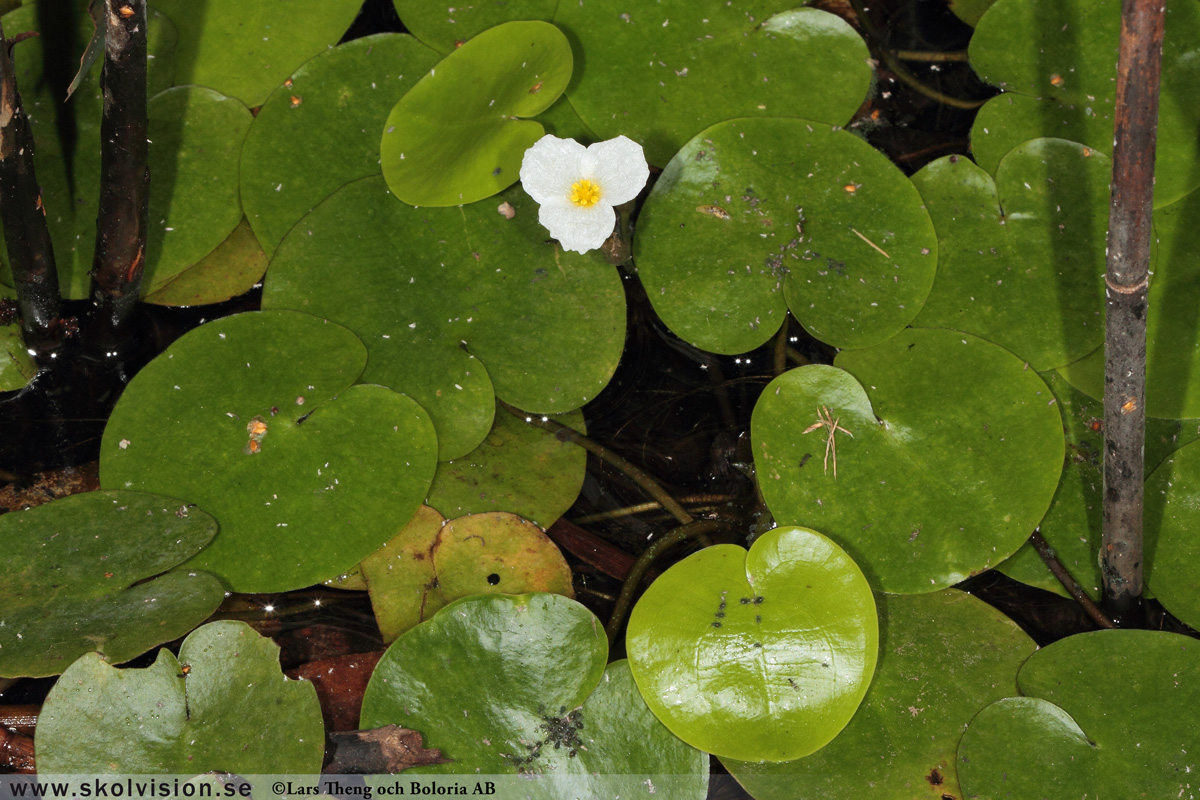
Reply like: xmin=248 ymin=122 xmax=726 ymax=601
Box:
xmin=1101 ymin=0 xmax=1165 ymax=626
xmin=1028 ymin=531 xmax=1115 ymax=630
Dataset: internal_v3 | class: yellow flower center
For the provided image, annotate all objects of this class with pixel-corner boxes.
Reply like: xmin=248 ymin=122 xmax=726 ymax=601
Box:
xmin=569 ymin=179 xmax=602 ymax=207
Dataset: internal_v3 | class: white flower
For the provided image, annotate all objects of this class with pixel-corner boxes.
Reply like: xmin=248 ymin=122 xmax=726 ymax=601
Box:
xmin=519 ymin=134 xmax=649 ymax=254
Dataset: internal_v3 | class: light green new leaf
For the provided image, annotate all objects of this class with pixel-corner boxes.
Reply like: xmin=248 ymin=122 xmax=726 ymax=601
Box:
xmin=627 ymin=527 xmax=877 ymax=762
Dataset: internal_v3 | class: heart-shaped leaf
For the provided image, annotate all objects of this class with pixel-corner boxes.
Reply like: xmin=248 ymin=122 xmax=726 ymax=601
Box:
xmin=556 ymin=3 xmax=871 ymax=167
xmin=968 ymin=0 xmax=1200 ymax=208
xmin=724 ymin=589 xmax=1036 ymax=799
xmin=958 ymin=630 xmax=1200 ymax=798
xmin=634 ymin=118 xmax=937 ymax=354
xmin=240 ymin=33 xmax=441 ymax=257
xmin=381 ymin=21 xmax=572 ymax=206
xmin=0 ymin=491 xmax=223 ymax=678
xmin=911 ymin=140 xmax=1110 ymax=370
xmin=262 ymin=178 xmax=625 ymax=460
xmin=626 ymin=526 xmax=878 ymax=762
xmin=360 ymin=593 xmax=708 ymax=795
xmin=752 ymin=328 xmax=1064 ymax=593
xmin=151 ymin=0 xmax=364 ymax=107
xmin=99 ymin=310 xmax=438 ymax=593
xmin=36 ymin=621 xmax=324 ymax=774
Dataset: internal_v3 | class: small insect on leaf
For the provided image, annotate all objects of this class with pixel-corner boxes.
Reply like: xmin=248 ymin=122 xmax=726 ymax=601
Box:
xmin=289 ymin=95 xmax=302 ymax=108
xmin=1049 ymin=74 xmax=1064 ymax=86
xmin=696 ymin=205 xmax=730 ymax=220
xmin=529 ymin=81 xmax=544 ymax=94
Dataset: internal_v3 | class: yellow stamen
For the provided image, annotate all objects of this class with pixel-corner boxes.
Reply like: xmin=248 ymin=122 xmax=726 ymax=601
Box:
xmin=569 ymin=179 xmax=602 ymax=207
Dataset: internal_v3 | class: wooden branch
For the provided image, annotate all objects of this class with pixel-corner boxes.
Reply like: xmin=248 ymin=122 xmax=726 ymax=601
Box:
xmin=1101 ymin=0 xmax=1165 ymax=625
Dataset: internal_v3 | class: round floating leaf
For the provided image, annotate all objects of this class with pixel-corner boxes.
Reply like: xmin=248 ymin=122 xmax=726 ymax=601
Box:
xmin=969 ymin=0 xmax=1200 ymax=207
xmin=361 ymin=509 xmax=575 ymax=642
xmin=911 ymin=140 xmax=1109 ymax=370
xmin=635 ymin=118 xmax=937 ymax=354
xmin=151 ymin=0 xmax=364 ymax=107
xmin=1059 ymin=184 xmax=1200 ymax=418
xmin=380 ymin=21 xmax=571 ymax=207
xmin=1144 ymin=439 xmax=1200 ymax=630
xmin=99 ymin=310 xmax=438 ymax=593
xmin=361 ymin=594 xmax=708 ymax=793
xmin=556 ymin=3 xmax=871 ymax=167
xmin=626 ymin=526 xmax=878 ymax=762
xmin=392 ymin=0 xmax=556 ymax=53
xmin=36 ymin=621 xmax=323 ymax=774
xmin=0 ymin=491 xmax=223 ymax=678
xmin=958 ymin=630 xmax=1200 ymax=798
xmin=262 ymin=177 xmax=624 ymax=460
xmin=0 ymin=5 xmax=176 ymax=299
xmin=725 ymin=590 xmax=1036 ymax=800
xmin=752 ymin=329 xmax=1064 ymax=593
xmin=426 ymin=406 xmax=586 ymax=526
xmin=141 ymin=217 xmax=268 ymax=307
xmin=240 ymin=33 xmax=441 ymax=257
xmin=142 ymin=86 xmax=253 ymax=297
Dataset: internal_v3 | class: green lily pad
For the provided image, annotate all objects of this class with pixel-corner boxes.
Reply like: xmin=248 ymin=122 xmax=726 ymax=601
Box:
xmin=392 ymin=0 xmax=557 ymax=53
xmin=1144 ymin=439 xmax=1200 ymax=630
xmin=910 ymin=140 xmax=1109 ymax=370
xmin=635 ymin=118 xmax=937 ymax=354
xmin=958 ymin=630 xmax=1200 ymax=798
xmin=556 ymin=3 xmax=872 ymax=167
xmin=36 ymin=621 xmax=324 ymax=774
xmin=752 ymin=329 xmax=1064 ymax=593
xmin=99 ymin=310 xmax=439 ymax=593
xmin=240 ymin=33 xmax=441 ymax=257
xmin=141 ymin=217 xmax=268 ymax=307
xmin=380 ymin=21 xmax=571 ymax=207
xmin=141 ymin=86 xmax=254 ymax=297
xmin=151 ymin=0 xmax=364 ymax=108
xmin=262 ymin=178 xmax=624 ymax=461
xmin=361 ymin=509 xmax=575 ymax=642
xmin=626 ymin=526 xmax=878 ymax=762
xmin=0 ymin=4 xmax=177 ymax=299
xmin=1058 ymin=183 xmax=1200 ymax=418
xmin=968 ymin=0 xmax=1200 ymax=208
xmin=361 ymin=593 xmax=708 ymax=795
xmin=725 ymin=589 xmax=1036 ymax=800
xmin=0 ymin=490 xmax=223 ymax=678
xmin=426 ymin=406 xmax=586 ymax=527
